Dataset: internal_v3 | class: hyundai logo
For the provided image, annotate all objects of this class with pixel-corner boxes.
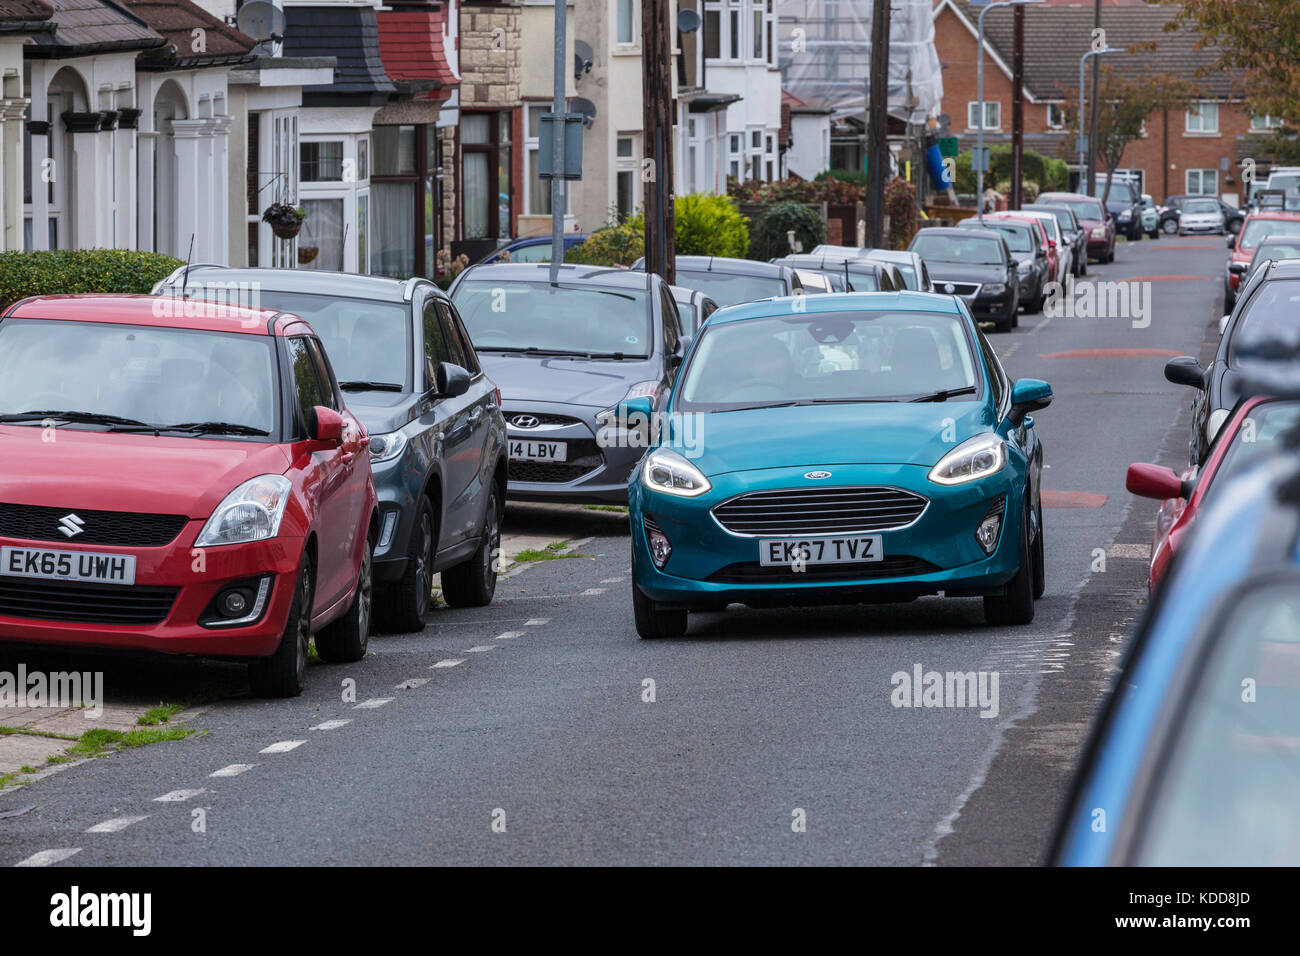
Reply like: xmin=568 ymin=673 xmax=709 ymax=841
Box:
xmin=510 ymin=414 xmax=541 ymax=429
xmin=58 ymin=513 xmax=85 ymax=538
xmin=804 ymin=471 xmax=832 ymax=480
xmin=944 ymin=282 xmax=955 ymax=294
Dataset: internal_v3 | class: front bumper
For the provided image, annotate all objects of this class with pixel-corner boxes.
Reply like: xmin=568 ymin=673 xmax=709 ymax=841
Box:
xmin=0 ymin=527 xmax=303 ymax=657
xmin=502 ymin=402 xmax=643 ymax=505
xmin=1180 ymin=220 xmax=1222 ymax=233
xmin=630 ymin=463 xmax=1025 ymax=608
xmin=1085 ymin=233 xmax=1111 ymax=255
xmin=966 ymin=291 xmax=1015 ymax=321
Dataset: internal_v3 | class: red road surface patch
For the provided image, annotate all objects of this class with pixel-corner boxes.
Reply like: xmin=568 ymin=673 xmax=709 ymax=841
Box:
xmin=1042 ymin=490 xmax=1108 ymax=508
xmin=1039 ymin=348 xmax=1183 ymax=359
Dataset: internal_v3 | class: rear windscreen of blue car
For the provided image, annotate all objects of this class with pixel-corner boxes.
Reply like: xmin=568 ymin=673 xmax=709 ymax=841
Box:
xmin=674 ymin=269 xmax=786 ymax=307
xmin=454 ymin=280 xmax=651 ymax=358
xmin=247 ymin=292 xmax=411 ymax=390
xmin=676 ymin=311 xmax=978 ymax=410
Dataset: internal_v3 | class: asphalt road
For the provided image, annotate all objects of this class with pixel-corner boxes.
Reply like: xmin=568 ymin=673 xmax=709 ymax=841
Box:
xmin=0 ymin=235 xmax=1228 ymax=866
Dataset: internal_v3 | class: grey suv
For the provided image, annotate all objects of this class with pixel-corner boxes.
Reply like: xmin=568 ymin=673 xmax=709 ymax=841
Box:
xmin=152 ymin=266 xmax=507 ymax=631
xmin=449 ymin=263 xmax=688 ymax=505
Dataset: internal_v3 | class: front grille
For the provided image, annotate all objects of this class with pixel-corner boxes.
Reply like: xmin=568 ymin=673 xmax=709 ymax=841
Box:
xmin=509 ymin=437 xmax=602 ymax=483
xmin=712 ymin=486 xmax=928 ymax=536
xmin=708 ymin=555 xmax=940 ymax=584
xmin=508 ymin=412 xmax=584 ymax=428
xmin=0 ymin=502 xmax=188 ymax=547
xmin=938 ymin=281 xmax=980 ymax=296
xmin=0 ymin=576 xmax=179 ymax=625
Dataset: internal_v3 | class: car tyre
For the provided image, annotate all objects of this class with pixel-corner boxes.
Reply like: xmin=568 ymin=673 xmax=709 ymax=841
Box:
xmin=1162 ymin=218 xmax=1178 ymax=235
xmin=633 ymin=583 xmax=688 ymax=639
xmin=983 ymin=507 xmax=1035 ymax=626
xmin=249 ymin=558 xmax=312 ymax=698
xmin=441 ymin=482 xmax=502 ymax=608
xmin=316 ymin=533 xmax=374 ymax=663
xmin=378 ymin=497 xmax=436 ymax=633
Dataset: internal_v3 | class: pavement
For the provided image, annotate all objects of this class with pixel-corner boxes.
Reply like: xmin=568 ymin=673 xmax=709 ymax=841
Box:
xmin=0 ymin=235 xmax=1227 ymax=865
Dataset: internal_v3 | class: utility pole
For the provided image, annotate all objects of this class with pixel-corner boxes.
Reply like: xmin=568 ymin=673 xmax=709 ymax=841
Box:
xmin=642 ymin=0 xmax=675 ymax=283
xmin=1010 ymin=3 xmax=1024 ymax=209
xmin=548 ymin=0 xmax=566 ymax=282
xmin=1087 ymin=0 xmax=1101 ymax=191
xmin=866 ymin=0 xmax=890 ymax=247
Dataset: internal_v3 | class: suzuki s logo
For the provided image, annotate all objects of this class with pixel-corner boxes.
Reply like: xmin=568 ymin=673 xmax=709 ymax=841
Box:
xmin=510 ymin=414 xmax=540 ymax=429
xmin=58 ymin=513 xmax=85 ymax=538
xmin=804 ymin=471 xmax=832 ymax=480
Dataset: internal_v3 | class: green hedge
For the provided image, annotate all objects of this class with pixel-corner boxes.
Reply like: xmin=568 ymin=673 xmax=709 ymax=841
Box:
xmin=0 ymin=249 xmax=186 ymax=310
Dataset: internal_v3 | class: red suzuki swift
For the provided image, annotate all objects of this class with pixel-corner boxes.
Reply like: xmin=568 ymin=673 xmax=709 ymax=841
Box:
xmin=0 ymin=295 xmax=378 ymax=697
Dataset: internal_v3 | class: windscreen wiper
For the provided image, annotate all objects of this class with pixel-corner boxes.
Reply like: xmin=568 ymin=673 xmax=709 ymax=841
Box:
xmin=0 ymin=410 xmax=155 ymax=428
xmin=908 ymin=386 xmax=978 ymax=403
xmin=477 ymin=346 xmax=592 ymax=357
xmin=339 ymin=381 xmax=404 ymax=392
xmin=144 ymin=421 xmax=271 ymax=436
xmin=712 ymin=401 xmax=800 ymax=413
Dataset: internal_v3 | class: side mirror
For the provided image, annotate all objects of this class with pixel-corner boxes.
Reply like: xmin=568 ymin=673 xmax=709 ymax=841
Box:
xmin=1008 ymin=378 xmax=1052 ymax=425
xmin=308 ymin=405 xmax=344 ymax=443
xmin=1126 ymin=462 xmax=1192 ymax=501
xmin=1218 ymin=313 xmax=1232 ymax=336
xmin=671 ymin=334 xmax=693 ymax=364
xmin=1227 ymin=234 xmax=1237 ymax=248
xmin=435 ymin=362 xmax=471 ymax=398
xmin=1164 ymin=355 xmax=1206 ymax=389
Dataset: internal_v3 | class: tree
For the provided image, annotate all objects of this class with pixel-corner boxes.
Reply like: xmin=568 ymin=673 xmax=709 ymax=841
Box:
xmin=1062 ymin=67 xmax=1190 ymax=203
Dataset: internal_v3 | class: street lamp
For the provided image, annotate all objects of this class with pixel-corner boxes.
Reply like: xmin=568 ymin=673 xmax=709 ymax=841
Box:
xmin=1079 ymin=46 xmax=1118 ymax=193
xmin=975 ymin=0 xmax=1042 ymax=222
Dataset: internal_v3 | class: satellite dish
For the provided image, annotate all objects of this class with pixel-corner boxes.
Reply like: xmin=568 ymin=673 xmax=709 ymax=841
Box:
xmin=237 ymin=1 xmax=286 ymax=47
xmin=571 ymin=97 xmax=597 ymax=129
xmin=573 ymin=39 xmax=593 ymax=79
xmin=677 ymin=9 xmax=701 ymax=33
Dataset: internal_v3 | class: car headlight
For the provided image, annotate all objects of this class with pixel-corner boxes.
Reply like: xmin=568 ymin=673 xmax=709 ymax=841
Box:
xmin=195 ymin=475 xmax=293 ymax=547
xmin=1207 ymin=407 xmax=1230 ymax=442
xmin=928 ymin=435 xmax=1006 ymax=485
xmin=641 ymin=447 xmax=711 ymax=497
xmin=368 ymin=429 xmax=408 ymax=463
xmin=1118 ymin=210 xmax=1132 ymax=221
xmin=1090 ymin=227 xmax=1107 ymax=238
xmin=982 ymin=283 xmax=1006 ymax=295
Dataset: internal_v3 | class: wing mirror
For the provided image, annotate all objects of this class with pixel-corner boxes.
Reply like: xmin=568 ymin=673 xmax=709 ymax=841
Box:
xmin=436 ymin=362 xmax=471 ymax=398
xmin=1126 ymin=463 xmax=1192 ymax=501
xmin=308 ymin=405 xmax=344 ymax=443
xmin=1164 ymin=355 xmax=1206 ymax=389
xmin=1008 ymin=378 xmax=1052 ymax=425
xmin=1218 ymin=313 xmax=1232 ymax=335
xmin=671 ymin=334 xmax=693 ymax=365
xmin=1227 ymin=234 xmax=1237 ymax=248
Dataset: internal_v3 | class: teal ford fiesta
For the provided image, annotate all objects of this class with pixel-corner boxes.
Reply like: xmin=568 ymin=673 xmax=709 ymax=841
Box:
xmin=623 ymin=291 xmax=1052 ymax=638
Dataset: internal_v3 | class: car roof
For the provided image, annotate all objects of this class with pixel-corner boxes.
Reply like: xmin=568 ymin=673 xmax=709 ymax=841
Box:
xmin=456 ymin=262 xmax=653 ymax=289
xmin=1244 ymin=210 xmax=1300 ymax=221
xmin=703 ymin=290 xmax=962 ymax=326
xmin=156 ymin=264 xmax=424 ymax=303
xmin=913 ymin=225 xmax=991 ymax=238
xmin=671 ymin=255 xmax=792 ymax=277
xmin=770 ymin=253 xmax=882 ymax=272
xmin=1255 ymin=258 xmax=1300 ymax=279
xmin=1038 ymin=192 xmax=1096 ymax=202
xmin=4 ymin=293 xmax=291 ymax=336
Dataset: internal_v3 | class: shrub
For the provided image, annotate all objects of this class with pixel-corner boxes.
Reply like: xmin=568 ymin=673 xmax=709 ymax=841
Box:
xmin=0 ymin=249 xmax=186 ymax=310
xmin=729 ymin=175 xmax=864 ymax=205
xmin=670 ymin=193 xmax=749 ymax=257
xmin=747 ymin=200 xmax=827 ymax=261
xmin=885 ymin=177 xmax=919 ymax=250
xmin=564 ymin=221 xmax=645 ymax=266
xmin=815 ymin=168 xmax=870 ymax=187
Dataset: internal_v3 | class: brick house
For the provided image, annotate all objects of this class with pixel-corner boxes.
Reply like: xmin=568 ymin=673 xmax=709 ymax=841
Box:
xmin=933 ymin=0 xmax=1277 ymax=205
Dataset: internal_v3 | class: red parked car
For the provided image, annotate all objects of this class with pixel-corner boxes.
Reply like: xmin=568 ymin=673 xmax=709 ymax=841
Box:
xmin=1039 ymin=192 xmax=1115 ymax=264
xmin=1224 ymin=210 xmax=1300 ymax=309
xmin=1127 ymin=395 xmax=1300 ymax=593
xmin=0 ymin=295 xmax=378 ymax=697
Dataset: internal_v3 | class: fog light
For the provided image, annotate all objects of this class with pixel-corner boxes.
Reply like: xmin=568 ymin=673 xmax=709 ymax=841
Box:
xmin=222 ymin=590 xmax=249 ymax=616
xmin=976 ymin=496 xmax=1006 ymax=555
xmin=644 ymin=515 xmax=672 ymax=569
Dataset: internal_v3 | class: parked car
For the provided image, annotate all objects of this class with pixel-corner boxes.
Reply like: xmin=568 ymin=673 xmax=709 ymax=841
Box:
xmin=1087 ymin=177 xmax=1144 ymax=240
xmin=449 ymin=263 xmax=687 ymax=504
xmin=0 ymin=294 xmax=379 ymax=697
xmin=1244 ymin=234 xmax=1300 ymax=286
xmin=1138 ymin=194 xmax=1161 ymax=238
xmin=624 ymin=290 xmax=1051 ymax=637
xmin=1127 ymin=396 xmax=1300 ymax=593
xmin=477 ymin=234 xmax=588 ymax=265
xmin=1013 ymin=209 xmax=1073 ymax=284
xmin=809 ymin=246 xmax=933 ymax=291
xmin=909 ymin=226 xmax=1020 ymax=331
xmin=956 ymin=216 xmax=1050 ymax=314
xmin=1039 ymin=192 xmax=1115 ymax=263
xmin=1176 ymin=196 xmax=1226 ymax=235
xmin=1053 ymin=450 xmax=1300 ymax=866
xmin=632 ymin=256 xmax=804 ymax=307
xmin=791 ymin=269 xmax=843 ymax=293
xmin=1165 ymin=258 xmax=1300 ymax=464
xmin=769 ymin=254 xmax=897 ymax=292
xmin=1022 ymin=204 xmax=1087 ymax=277
xmin=1265 ymin=166 xmax=1300 ymax=194
xmin=1224 ymin=209 xmax=1300 ymax=309
xmin=1164 ymin=194 xmax=1245 ymax=236
xmin=669 ymin=285 xmax=718 ymax=335
xmin=154 ymin=266 xmax=507 ymax=631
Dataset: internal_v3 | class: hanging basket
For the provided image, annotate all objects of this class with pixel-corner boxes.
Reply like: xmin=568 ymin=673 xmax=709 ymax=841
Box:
xmin=263 ymin=201 xmax=306 ymax=240
xmin=297 ymin=246 xmax=320 ymax=265
xmin=272 ymin=220 xmax=303 ymax=240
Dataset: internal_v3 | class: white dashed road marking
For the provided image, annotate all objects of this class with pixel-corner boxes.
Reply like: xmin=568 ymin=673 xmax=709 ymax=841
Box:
xmin=395 ymin=678 xmax=429 ymax=690
xmin=16 ymin=848 xmax=81 ymax=867
xmin=354 ymin=698 xmax=394 ymax=709
xmin=524 ymin=618 xmax=549 ymax=626
xmin=209 ymin=764 xmax=254 ymax=778
xmin=259 ymin=740 xmax=306 ymax=754
xmin=311 ymin=719 xmax=352 ymax=731
xmin=86 ymin=815 xmax=148 ymax=833
xmin=464 ymin=645 xmax=495 ymax=653
xmin=581 ymin=588 xmax=606 ymax=596
xmin=431 ymin=658 xmax=466 ymax=668
xmin=600 ymin=577 xmax=625 ymax=584
xmin=154 ymin=788 xmax=206 ymax=802
xmin=494 ymin=630 xmax=524 ymax=640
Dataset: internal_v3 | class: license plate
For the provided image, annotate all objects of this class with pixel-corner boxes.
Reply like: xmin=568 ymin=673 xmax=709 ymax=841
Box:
xmin=508 ymin=439 xmax=567 ymax=462
xmin=758 ymin=536 xmax=884 ymax=567
xmin=1 ymin=546 xmax=137 ymax=585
